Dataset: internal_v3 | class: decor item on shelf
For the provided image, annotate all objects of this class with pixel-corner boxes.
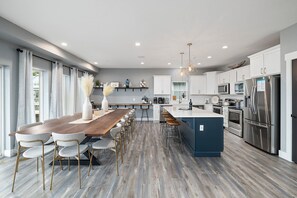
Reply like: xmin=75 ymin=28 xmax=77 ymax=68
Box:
xmin=140 ymin=79 xmax=146 ymax=87
xmin=81 ymin=73 xmax=94 ymax=120
xmin=95 ymin=80 xmax=100 ymax=87
xmin=125 ymin=79 xmax=130 ymax=88
xmin=102 ymin=83 xmax=114 ymax=112
xmin=110 ymin=82 xmax=119 ymax=87
xmin=100 ymin=82 xmax=104 ymax=87
xmin=141 ymin=95 xmax=148 ymax=103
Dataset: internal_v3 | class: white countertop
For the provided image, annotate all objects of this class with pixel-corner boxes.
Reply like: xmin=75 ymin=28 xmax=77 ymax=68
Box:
xmin=164 ymin=106 xmax=223 ymax=118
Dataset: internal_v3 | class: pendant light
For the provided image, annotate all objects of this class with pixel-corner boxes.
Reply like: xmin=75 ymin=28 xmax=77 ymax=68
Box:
xmin=187 ymin=43 xmax=193 ymax=72
xmin=180 ymin=52 xmax=184 ymax=76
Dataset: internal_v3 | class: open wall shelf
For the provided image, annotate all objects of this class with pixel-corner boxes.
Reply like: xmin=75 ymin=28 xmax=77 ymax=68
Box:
xmin=94 ymin=87 xmax=149 ymax=92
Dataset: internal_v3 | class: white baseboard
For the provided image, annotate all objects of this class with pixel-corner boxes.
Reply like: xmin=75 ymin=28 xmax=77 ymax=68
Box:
xmin=4 ymin=149 xmax=16 ymax=157
xmin=279 ymin=150 xmax=292 ymax=162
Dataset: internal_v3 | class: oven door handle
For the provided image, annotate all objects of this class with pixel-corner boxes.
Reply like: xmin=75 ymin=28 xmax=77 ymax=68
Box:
xmin=245 ymin=120 xmax=268 ymax=128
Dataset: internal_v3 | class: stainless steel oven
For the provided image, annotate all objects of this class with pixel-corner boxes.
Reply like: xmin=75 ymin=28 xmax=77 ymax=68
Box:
xmin=227 ymin=108 xmax=243 ymax=137
xmin=218 ymin=83 xmax=230 ymax=94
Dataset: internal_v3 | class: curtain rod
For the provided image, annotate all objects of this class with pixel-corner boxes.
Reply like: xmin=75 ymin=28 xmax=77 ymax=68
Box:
xmin=16 ymin=48 xmax=86 ymax=73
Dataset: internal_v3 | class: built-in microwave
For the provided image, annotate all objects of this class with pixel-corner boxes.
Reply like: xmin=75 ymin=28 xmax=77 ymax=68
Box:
xmin=234 ymin=82 xmax=244 ymax=94
xmin=218 ymin=83 xmax=230 ymax=94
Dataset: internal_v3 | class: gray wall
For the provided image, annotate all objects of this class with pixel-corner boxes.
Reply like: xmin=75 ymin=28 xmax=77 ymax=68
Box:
xmin=0 ymin=39 xmax=19 ymax=152
xmin=91 ymin=68 xmax=227 ymax=119
xmin=280 ymin=23 xmax=297 ymax=152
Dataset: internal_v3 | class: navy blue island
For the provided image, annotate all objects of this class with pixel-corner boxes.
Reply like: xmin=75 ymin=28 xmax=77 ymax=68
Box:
xmin=164 ymin=106 xmax=224 ymax=157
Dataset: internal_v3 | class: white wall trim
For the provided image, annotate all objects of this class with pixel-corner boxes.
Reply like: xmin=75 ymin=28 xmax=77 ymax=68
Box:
xmin=280 ymin=51 xmax=297 ymax=161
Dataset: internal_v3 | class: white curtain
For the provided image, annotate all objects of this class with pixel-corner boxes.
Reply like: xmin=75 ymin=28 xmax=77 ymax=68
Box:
xmin=17 ymin=49 xmax=35 ymax=128
xmin=69 ymin=68 xmax=78 ymax=114
xmin=50 ymin=62 xmax=63 ymax=118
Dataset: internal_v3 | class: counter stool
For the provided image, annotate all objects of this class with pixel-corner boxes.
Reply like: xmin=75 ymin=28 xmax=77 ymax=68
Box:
xmin=165 ymin=119 xmax=183 ymax=152
xmin=141 ymin=105 xmax=149 ymax=122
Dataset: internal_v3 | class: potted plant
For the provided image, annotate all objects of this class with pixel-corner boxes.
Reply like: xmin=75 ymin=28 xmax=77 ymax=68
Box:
xmin=95 ymin=80 xmax=100 ymax=87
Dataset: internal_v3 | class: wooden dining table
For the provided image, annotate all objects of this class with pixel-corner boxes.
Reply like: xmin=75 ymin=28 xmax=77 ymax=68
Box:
xmin=10 ymin=109 xmax=130 ymax=165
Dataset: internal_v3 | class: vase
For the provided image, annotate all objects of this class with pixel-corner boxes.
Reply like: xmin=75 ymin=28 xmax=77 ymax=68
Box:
xmin=102 ymin=96 xmax=109 ymax=112
xmin=82 ymin=97 xmax=92 ymax=120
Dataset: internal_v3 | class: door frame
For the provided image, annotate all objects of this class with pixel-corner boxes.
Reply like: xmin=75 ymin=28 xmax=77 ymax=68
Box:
xmin=281 ymin=51 xmax=297 ymax=161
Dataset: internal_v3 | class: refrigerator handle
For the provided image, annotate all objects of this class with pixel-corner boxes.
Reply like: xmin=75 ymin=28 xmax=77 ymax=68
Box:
xmin=253 ymin=85 xmax=257 ymax=114
xmin=251 ymin=86 xmax=255 ymax=114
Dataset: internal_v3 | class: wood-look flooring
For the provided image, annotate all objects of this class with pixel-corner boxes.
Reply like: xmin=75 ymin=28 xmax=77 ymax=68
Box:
xmin=0 ymin=122 xmax=297 ymax=198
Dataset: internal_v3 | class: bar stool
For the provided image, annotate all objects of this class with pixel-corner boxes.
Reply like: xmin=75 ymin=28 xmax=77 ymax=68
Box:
xmin=140 ymin=105 xmax=149 ymax=122
xmin=165 ymin=119 xmax=183 ymax=152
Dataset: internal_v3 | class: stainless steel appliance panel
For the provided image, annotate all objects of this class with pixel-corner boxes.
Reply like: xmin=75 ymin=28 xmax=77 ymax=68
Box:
xmin=244 ymin=76 xmax=280 ymax=126
xmin=227 ymin=109 xmax=243 ymax=137
xmin=243 ymin=75 xmax=280 ymax=154
xmin=244 ymin=120 xmax=279 ymax=154
xmin=218 ymin=83 xmax=230 ymax=94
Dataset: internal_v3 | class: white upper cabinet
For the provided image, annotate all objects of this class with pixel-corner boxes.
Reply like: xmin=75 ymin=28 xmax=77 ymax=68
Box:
xmin=229 ymin=70 xmax=237 ymax=95
xmin=218 ymin=72 xmax=230 ymax=84
xmin=189 ymin=75 xmax=206 ymax=95
xmin=236 ymin=65 xmax=250 ymax=82
xmin=248 ymin=45 xmax=280 ymax=78
xmin=206 ymin=71 xmax=218 ymax=94
xmin=153 ymin=75 xmax=171 ymax=95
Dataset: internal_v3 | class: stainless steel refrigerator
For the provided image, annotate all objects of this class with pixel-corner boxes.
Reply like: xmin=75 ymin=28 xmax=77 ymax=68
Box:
xmin=244 ymin=75 xmax=280 ymax=154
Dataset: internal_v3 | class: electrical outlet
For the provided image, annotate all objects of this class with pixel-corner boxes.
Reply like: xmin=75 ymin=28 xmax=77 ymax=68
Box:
xmin=199 ymin=125 xmax=204 ymax=131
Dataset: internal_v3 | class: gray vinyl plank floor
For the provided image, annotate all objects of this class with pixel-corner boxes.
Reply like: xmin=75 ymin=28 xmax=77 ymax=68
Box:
xmin=1 ymin=122 xmax=297 ymax=198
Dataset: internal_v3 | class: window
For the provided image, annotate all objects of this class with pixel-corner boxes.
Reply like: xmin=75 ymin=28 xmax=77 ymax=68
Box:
xmin=33 ymin=70 xmax=41 ymax=122
xmin=77 ymin=76 xmax=84 ymax=112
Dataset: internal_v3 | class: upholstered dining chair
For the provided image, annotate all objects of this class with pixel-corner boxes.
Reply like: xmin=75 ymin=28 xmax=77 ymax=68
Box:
xmin=88 ymin=125 xmax=122 ymax=176
xmin=50 ymin=132 xmax=88 ymax=190
xmin=12 ymin=133 xmax=55 ymax=192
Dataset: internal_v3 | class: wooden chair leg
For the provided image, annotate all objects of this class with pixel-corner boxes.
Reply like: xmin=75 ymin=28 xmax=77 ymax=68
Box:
xmin=42 ymin=155 xmax=45 ymax=190
xmin=88 ymin=149 xmax=93 ymax=176
xmin=50 ymin=146 xmax=57 ymax=190
xmin=78 ymin=155 xmax=81 ymax=189
xmin=12 ymin=145 xmax=21 ymax=192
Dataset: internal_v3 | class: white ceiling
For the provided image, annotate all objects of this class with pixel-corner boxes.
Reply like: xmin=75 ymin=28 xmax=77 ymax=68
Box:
xmin=0 ymin=0 xmax=297 ymax=69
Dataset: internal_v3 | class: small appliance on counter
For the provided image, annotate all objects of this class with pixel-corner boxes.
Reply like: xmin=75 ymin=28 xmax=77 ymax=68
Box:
xmin=157 ymin=97 xmax=165 ymax=104
xmin=153 ymin=97 xmax=158 ymax=104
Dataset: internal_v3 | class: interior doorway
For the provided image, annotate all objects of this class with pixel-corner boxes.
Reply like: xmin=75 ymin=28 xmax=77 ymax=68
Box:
xmin=292 ymin=59 xmax=297 ymax=163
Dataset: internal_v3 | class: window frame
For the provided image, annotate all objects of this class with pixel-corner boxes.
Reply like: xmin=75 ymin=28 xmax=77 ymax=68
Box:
xmin=0 ymin=66 xmax=4 ymax=157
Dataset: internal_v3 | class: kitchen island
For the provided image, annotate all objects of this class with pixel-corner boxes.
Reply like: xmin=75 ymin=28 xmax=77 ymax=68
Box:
xmin=164 ymin=106 xmax=224 ymax=157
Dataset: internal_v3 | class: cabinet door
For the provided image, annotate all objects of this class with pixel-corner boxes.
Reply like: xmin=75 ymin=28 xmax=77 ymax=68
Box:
xmin=229 ymin=70 xmax=237 ymax=95
xmin=206 ymin=72 xmax=218 ymax=94
xmin=263 ymin=48 xmax=280 ymax=76
xmin=250 ymin=55 xmax=263 ymax=78
xmin=236 ymin=65 xmax=250 ymax=81
xmin=154 ymin=75 xmax=171 ymax=95
xmin=153 ymin=105 xmax=160 ymax=121
xmin=190 ymin=75 xmax=206 ymax=95
xmin=161 ymin=75 xmax=171 ymax=94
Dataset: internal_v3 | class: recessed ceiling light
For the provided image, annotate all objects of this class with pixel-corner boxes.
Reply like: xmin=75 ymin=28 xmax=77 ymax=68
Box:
xmin=135 ymin=42 xmax=141 ymax=46
xmin=207 ymin=56 xmax=212 ymax=59
xmin=140 ymin=61 xmax=144 ymax=65
xmin=222 ymin=45 xmax=228 ymax=49
xmin=94 ymin=62 xmax=98 ymax=65
xmin=168 ymin=62 xmax=172 ymax=65
xmin=61 ymin=42 xmax=68 ymax=46
xmin=197 ymin=63 xmax=201 ymax=65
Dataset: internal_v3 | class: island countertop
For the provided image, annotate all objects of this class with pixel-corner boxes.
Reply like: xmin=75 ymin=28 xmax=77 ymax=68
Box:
xmin=164 ymin=106 xmax=223 ymax=118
